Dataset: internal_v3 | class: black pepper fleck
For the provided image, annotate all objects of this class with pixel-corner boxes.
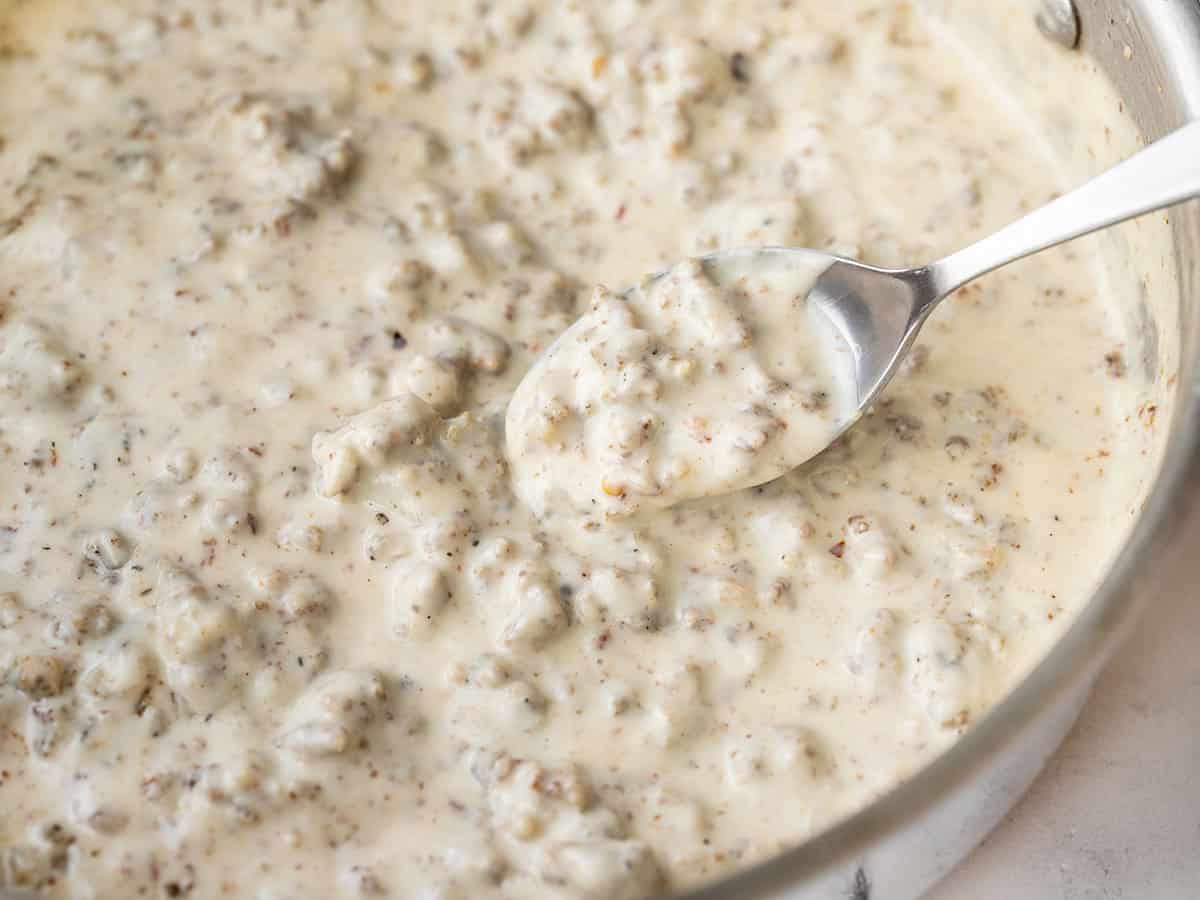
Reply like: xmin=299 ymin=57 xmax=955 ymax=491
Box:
xmin=730 ymin=51 xmax=751 ymax=83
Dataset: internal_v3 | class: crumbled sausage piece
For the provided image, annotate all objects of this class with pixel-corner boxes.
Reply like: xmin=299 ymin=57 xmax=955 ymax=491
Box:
xmin=390 ymin=561 xmax=451 ymax=638
xmin=495 ymin=567 xmax=569 ymax=653
xmin=222 ymin=93 xmax=357 ymax=211
xmin=482 ymin=758 xmax=665 ymax=898
xmin=279 ymin=669 xmax=390 ymax=758
xmin=13 ymin=654 xmax=69 ymax=698
xmin=312 ymin=394 xmax=438 ymax=497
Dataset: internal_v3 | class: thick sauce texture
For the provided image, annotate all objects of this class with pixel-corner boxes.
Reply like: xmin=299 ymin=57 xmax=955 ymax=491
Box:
xmin=507 ymin=254 xmax=855 ymax=518
xmin=0 ymin=2 xmax=1153 ymax=898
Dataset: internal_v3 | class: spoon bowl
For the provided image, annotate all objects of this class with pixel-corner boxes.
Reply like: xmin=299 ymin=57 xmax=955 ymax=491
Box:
xmin=509 ymin=120 xmax=1200 ymax=514
xmin=677 ymin=247 xmax=936 ymax=420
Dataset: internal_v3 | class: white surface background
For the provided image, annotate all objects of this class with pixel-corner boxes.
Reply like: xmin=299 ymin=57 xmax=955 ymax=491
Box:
xmin=931 ymin=523 xmax=1200 ymax=899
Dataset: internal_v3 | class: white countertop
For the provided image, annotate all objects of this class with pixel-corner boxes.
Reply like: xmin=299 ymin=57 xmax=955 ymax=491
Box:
xmin=931 ymin=521 xmax=1200 ymax=899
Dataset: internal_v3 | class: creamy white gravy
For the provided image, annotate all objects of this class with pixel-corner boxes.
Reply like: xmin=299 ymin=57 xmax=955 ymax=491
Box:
xmin=0 ymin=1 xmax=1160 ymax=899
xmin=507 ymin=254 xmax=854 ymax=518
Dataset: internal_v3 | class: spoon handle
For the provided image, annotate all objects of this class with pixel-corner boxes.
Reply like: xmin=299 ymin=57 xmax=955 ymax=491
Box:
xmin=928 ymin=120 xmax=1200 ymax=297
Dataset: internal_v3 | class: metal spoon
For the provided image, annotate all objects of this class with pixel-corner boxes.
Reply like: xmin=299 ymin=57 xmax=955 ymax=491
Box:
xmin=689 ymin=119 xmax=1200 ymax=454
xmin=508 ymin=121 xmax=1200 ymax=517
